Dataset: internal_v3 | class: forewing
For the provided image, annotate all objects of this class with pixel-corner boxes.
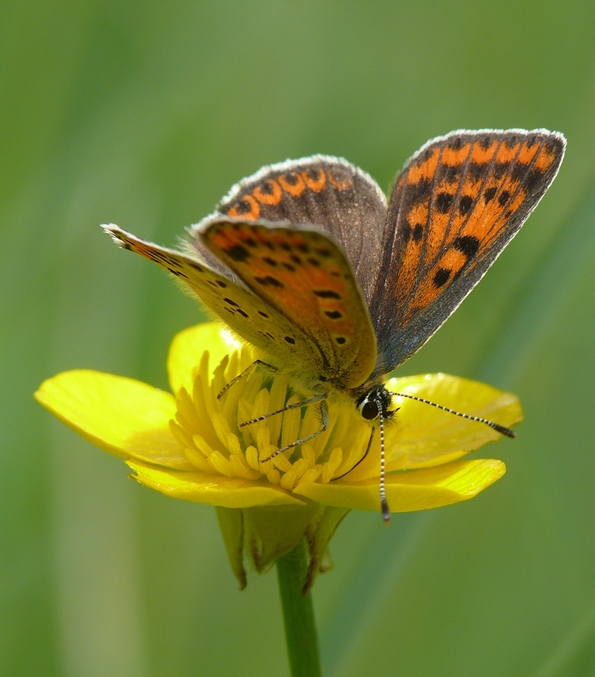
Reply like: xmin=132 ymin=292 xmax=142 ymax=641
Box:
xmin=201 ymin=217 xmax=377 ymax=389
xmin=370 ymin=129 xmax=566 ymax=374
xmin=103 ymin=225 xmax=328 ymax=376
xmin=193 ymin=156 xmax=388 ymax=303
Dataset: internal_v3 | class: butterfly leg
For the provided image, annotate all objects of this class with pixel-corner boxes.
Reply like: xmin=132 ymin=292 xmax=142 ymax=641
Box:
xmin=240 ymin=395 xmax=329 ymax=462
xmin=217 ymin=359 xmax=278 ymax=399
xmin=240 ymin=393 xmax=326 ymax=428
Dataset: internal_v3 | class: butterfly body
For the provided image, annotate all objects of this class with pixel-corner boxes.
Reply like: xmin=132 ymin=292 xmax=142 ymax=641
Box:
xmin=105 ymin=129 xmax=565 ymax=436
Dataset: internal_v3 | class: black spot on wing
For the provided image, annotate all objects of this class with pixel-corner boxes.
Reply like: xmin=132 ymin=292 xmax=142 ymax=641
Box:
xmin=453 ymin=235 xmax=480 ymax=260
xmin=435 ymin=192 xmax=454 ymax=214
xmin=258 ymin=181 xmax=275 ymax=195
xmin=498 ymin=190 xmax=511 ymax=207
xmin=433 ymin=268 xmax=451 ymax=288
xmin=234 ymin=199 xmax=255 ymax=215
xmin=459 ymin=195 xmax=473 ymax=215
xmin=314 ymin=290 xmax=341 ymax=299
xmin=484 ymin=187 xmax=497 ymax=204
xmin=441 ymin=163 xmax=463 ymax=183
xmin=408 ymin=178 xmax=432 ymax=204
xmin=281 ymin=172 xmax=299 ymax=186
xmin=325 ymin=310 xmax=342 ymax=319
xmin=254 ymin=276 xmax=284 ymax=288
xmin=225 ymin=245 xmax=250 ymax=262
xmin=493 ymin=162 xmax=508 ymax=179
xmin=524 ymin=167 xmax=547 ymax=194
xmin=467 ymin=162 xmax=484 ymax=182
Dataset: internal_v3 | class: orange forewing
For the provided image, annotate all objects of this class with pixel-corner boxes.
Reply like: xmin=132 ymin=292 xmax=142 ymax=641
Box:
xmin=202 ymin=219 xmax=377 ymax=389
xmin=400 ymin=136 xmax=559 ymax=313
xmin=371 ymin=130 xmax=565 ymax=371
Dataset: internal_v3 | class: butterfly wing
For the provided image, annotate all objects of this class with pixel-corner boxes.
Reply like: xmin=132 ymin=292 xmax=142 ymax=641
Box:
xmin=206 ymin=155 xmax=388 ymax=304
xmin=103 ymin=225 xmax=331 ymax=377
xmin=200 ymin=217 xmax=377 ymax=390
xmin=369 ymin=129 xmax=566 ymax=374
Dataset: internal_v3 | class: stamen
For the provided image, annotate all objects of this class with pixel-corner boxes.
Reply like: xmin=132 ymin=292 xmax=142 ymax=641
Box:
xmin=212 ymin=411 xmax=233 ymax=448
xmin=184 ymin=446 xmax=211 ymax=472
xmin=267 ymin=468 xmax=281 ymax=485
xmin=169 ymin=418 xmax=194 ymax=450
xmin=172 ymin=346 xmax=379 ymax=492
xmin=245 ymin=445 xmax=260 ymax=470
xmin=301 ymin=468 xmax=321 ymax=484
xmin=208 ymin=449 xmax=235 ymax=476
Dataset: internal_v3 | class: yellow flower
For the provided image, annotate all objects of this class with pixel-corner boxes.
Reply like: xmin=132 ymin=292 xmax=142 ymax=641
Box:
xmin=35 ymin=322 xmax=521 ymax=591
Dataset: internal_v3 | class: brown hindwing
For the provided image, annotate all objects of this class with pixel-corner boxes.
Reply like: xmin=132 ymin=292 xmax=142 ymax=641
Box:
xmin=201 ymin=155 xmax=388 ymax=304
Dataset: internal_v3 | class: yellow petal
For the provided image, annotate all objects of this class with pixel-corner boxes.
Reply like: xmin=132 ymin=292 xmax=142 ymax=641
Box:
xmin=35 ymin=370 xmax=192 ymax=470
xmin=167 ymin=322 xmax=242 ymax=394
xmin=387 ymin=373 xmax=522 ymax=469
xmin=127 ymin=461 xmax=307 ymax=508
xmin=293 ymin=459 xmax=506 ymax=512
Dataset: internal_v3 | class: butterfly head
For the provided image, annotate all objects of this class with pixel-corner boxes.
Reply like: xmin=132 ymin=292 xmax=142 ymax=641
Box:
xmin=356 ymin=385 xmax=397 ymax=422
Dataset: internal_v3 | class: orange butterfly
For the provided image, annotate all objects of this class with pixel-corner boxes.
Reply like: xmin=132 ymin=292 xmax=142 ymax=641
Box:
xmin=105 ymin=129 xmax=565 ymax=520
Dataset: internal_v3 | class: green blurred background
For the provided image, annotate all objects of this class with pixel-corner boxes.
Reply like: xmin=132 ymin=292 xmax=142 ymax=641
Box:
xmin=4 ymin=1 xmax=595 ymax=675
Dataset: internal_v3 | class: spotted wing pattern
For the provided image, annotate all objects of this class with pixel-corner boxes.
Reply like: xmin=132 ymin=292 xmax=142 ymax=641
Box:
xmin=201 ymin=218 xmax=377 ymax=390
xmin=369 ymin=129 xmax=566 ymax=374
xmin=201 ymin=155 xmax=388 ymax=304
xmin=103 ymin=225 xmax=330 ymax=377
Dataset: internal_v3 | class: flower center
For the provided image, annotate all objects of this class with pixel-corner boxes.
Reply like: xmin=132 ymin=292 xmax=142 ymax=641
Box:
xmin=168 ymin=346 xmax=382 ymax=491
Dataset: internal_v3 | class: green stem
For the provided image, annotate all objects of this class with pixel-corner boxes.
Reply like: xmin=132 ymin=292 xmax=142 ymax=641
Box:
xmin=276 ymin=538 xmax=322 ymax=677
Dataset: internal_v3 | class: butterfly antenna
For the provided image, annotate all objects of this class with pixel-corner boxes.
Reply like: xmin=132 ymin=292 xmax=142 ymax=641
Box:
xmin=388 ymin=391 xmax=515 ymax=438
xmin=378 ymin=400 xmax=391 ymax=524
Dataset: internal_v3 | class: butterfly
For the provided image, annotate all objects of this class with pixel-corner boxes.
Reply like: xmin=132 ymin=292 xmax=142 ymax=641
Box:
xmin=105 ymin=128 xmax=565 ymax=521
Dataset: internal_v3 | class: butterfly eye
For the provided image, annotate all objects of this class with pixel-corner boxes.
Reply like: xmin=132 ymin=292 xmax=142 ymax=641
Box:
xmin=358 ymin=394 xmax=379 ymax=420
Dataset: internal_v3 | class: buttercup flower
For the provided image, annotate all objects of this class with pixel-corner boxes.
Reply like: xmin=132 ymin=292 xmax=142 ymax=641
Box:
xmin=36 ymin=322 xmax=521 ymax=591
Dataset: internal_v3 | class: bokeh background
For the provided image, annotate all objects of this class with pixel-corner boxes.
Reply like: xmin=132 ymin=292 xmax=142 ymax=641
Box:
xmin=4 ymin=2 xmax=595 ymax=675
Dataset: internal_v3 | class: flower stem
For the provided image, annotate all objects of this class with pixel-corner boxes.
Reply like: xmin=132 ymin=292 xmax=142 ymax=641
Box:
xmin=276 ymin=538 xmax=322 ymax=677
